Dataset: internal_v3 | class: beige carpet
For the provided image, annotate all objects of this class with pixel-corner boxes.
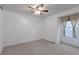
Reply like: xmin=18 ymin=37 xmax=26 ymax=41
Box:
xmin=1 ymin=39 xmax=79 ymax=55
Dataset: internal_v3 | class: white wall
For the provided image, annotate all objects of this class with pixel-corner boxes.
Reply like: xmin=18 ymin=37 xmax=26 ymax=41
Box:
xmin=3 ymin=6 xmax=79 ymax=47
xmin=3 ymin=11 xmax=44 ymax=47
xmin=44 ymin=7 xmax=79 ymax=46
xmin=0 ymin=10 xmax=3 ymax=54
xmin=44 ymin=17 xmax=58 ymax=43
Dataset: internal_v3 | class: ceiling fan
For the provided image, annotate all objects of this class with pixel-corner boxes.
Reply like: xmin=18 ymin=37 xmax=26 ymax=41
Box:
xmin=28 ymin=4 xmax=48 ymax=15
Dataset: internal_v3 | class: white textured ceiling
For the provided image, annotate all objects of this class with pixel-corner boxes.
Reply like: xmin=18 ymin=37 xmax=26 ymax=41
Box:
xmin=1 ymin=4 xmax=79 ymax=18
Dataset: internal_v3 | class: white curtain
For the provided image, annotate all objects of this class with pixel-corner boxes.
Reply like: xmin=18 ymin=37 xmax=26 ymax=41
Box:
xmin=60 ymin=14 xmax=78 ymax=38
xmin=70 ymin=15 xmax=78 ymax=38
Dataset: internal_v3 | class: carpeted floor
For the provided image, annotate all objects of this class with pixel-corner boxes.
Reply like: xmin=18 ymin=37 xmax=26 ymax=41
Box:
xmin=1 ymin=39 xmax=79 ymax=55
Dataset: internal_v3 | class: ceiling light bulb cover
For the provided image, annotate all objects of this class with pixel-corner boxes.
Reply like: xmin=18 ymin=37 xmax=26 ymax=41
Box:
xmin=34 ymin=11 xmax=41 ymax=15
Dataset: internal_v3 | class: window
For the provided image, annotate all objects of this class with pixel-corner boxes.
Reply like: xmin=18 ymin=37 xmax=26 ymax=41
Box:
xmin=64 ymin=21 xmax=73 ymax=38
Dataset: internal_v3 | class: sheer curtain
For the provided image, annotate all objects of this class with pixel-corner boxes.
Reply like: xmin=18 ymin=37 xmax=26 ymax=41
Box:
xmin=65 ymin=21 xmax=73 ymax=38
xmin=60 ymin=14 xmax=78 ymax=38
xmin=70 ymin=15 xmax=78 ymax=38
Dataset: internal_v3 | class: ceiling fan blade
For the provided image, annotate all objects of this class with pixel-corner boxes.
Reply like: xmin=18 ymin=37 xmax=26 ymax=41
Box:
xmin=0 ymin=5 xmax=3 ymax=10
xmin=36 ymin=5 xmax=40 ymax=9
xmin=41 ymin=10 xmax=48 ymax=12
xmin=32 ymin=11 xmax=35 ymax=13
xmin=36 ymin=4 xmax=44 ymax=9
xmin=40 ymin=4 xmax=44 ymax=7
xmin=28 ymin=6 xmax=35 ymax=10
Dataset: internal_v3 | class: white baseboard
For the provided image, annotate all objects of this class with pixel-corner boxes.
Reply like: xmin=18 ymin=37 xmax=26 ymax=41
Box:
xmin=3 ymin=39 xmax=41 ymax=47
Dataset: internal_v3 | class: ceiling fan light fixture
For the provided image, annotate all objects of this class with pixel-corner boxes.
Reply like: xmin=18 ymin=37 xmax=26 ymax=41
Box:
xmin=28 ymin=4 xmax=48 ymax=15
xmin=33 ymin=10 xmax=41 ymax=15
